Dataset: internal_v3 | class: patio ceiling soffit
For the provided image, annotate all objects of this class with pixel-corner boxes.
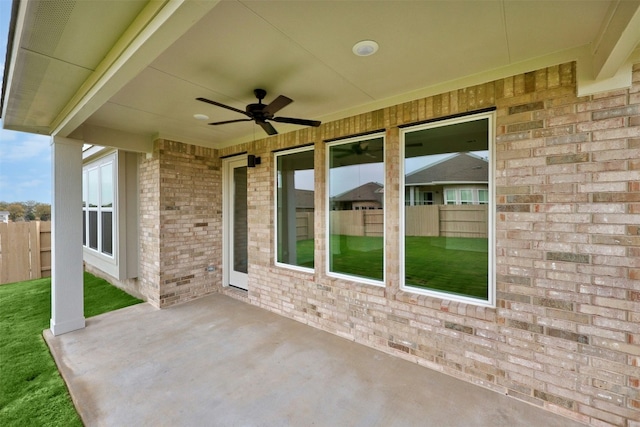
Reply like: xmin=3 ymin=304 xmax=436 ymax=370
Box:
xmin=51 ymin=0 xmax=220 ymax=147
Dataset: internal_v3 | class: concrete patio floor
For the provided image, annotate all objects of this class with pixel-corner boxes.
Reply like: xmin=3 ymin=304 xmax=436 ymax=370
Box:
xmin=44 ymin=293 xmax=586 ymax=427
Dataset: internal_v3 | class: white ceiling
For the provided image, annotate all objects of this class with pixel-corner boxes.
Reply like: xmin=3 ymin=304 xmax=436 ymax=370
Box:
xmin=3 ymin=0 xmax=640 ymax=150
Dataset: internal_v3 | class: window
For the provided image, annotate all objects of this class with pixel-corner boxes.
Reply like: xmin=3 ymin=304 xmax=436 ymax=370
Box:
xmin=327 ymin=134 xmax=385 ymax=284
xmin=478 ymin=189 xmax=488 ymax=204
xmin=402 ymin=112 xmax=494 ymax=305
xmin=405 ymin=188 xmax=434 ymax=206
xmin=460 ymin=189 xmax=473 ymax=205
xmin=83 ymin=154 xmax=115 ymax=257
xmin=445 ymin=188 xmax=487 ymax=205
xmin=275 ymin=147 xmax=315 ymax=270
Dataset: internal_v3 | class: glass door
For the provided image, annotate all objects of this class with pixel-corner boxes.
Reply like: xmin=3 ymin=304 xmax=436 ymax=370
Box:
xmin=223 ymin=156 xmax=248 ymax=290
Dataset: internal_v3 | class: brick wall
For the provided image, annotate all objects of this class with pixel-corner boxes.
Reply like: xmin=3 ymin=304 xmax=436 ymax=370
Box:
xmin=139 ymin=148 xmax=161 ymax=306
xmin=213 ymin=62 xmax=640 ymax=426
xmin=138 ymin=141 xmax=222 ymax=307
xmin=135 ymin=62 xmax=639 ymax=426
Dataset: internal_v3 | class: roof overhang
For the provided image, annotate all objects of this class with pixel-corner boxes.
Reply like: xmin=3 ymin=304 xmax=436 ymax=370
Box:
xmin=2 ymin=0 xmax=640 ymax=152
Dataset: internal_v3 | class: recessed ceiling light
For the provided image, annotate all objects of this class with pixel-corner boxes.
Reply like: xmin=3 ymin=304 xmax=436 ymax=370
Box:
xmin=352 ymin=40 xmax=379 ymax=57
xmin=193 ymin=113 xmax=209 ymax=121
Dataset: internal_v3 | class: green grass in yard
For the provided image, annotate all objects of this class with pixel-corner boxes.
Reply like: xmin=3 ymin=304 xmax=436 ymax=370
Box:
xmin=0 ymin=272 xmax=142 ymax=426
xmin=329 ymin=235 xmax=384 ymax=281
xmin=405 ymin=236 xmax=488 ymax=299
xmin=324 ymin=235 xmax=488 ymax=299
xmin=295 ymin=238 xmax=314 ymax=268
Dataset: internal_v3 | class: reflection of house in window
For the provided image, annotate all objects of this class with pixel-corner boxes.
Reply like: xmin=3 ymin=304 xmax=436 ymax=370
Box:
xmin=405 ymin=153 xmax=488 ymax=206
xmin=330 ymin=182 xmax=384 ymax=211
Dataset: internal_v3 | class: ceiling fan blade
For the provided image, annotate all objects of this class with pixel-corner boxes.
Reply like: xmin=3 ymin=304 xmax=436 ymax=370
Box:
xmin=196 ymin=97 xmax=248 ymax=116
xmin=259 ymin=121 xmax=278 ymax=135
xmin=208 ymin=119 xmax=252 ymax=126
xmin=263 ymin=95 xmax=293 ymax=115
xmin=272 ymin=116 xmax=321 ymax=127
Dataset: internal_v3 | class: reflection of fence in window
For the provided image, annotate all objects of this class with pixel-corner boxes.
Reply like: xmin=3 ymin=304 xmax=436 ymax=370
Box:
xmin=328 ymin=210 xmax=383 ymax=237
xmin=295 ymin=212 xmax=314 ymax=240
xmin=404 ymin=205 xmax=488 ymax=238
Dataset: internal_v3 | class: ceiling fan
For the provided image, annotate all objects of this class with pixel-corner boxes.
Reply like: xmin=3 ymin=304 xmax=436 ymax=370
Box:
xmin=333 ymin=141 xmax=380 ymax=159
xmin=196 ymin=89 xmax=321 ymax=136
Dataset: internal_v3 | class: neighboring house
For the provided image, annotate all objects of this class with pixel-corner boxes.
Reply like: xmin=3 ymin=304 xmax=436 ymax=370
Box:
xmin=405 ymin=152 xmax=489 ymax=206
xmin=2 ymin=2 xmax=640 ymax=425
xmin=331 ymin=182 xmax=384 ymax=211
xmin=0 ymin=211 xmax=9 ymax=223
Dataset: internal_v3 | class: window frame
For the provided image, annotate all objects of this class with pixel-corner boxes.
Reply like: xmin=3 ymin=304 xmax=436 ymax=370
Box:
xmin=83 ymin=152 xmax=116 ymax=259
xmin=273 ymin=145 xmax=316 ymax=274
xmin=399 ymin=111 xmax=495 ymax=307
xmin=445 ymin=187 xmax=488 ymax=205
xmin=326 ymin=133 xmax=386 ymax=287
xmin=81 ymin=148 xmax=139 ymax=281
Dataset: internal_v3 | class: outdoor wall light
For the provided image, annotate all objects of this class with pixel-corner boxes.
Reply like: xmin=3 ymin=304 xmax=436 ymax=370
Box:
xmin=248 ymin=154 xmax=261 ymax=167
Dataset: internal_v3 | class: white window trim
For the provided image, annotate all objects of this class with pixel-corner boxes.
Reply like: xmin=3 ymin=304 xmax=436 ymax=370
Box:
xmin=82 ymin=149 xmax=139 ymax=281
xmin=399 ymin=112 xmax=496 ymax=307
xmin=274 ymin=145 xmax=315 ymax=274
xmin=326 ymin=133 xmax=386 ymax=288
xmin=83 ymin=152 xmax=116 ymax=260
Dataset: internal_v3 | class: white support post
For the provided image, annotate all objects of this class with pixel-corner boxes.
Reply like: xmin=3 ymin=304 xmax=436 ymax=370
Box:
xmin=50 ymin=136 xmax=85 ymax=336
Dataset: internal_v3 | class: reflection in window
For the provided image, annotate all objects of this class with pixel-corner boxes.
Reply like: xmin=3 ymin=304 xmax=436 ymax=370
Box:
xmin=83 ymin=155 xmax=115 ymax=257
xmin=275 ymin=147 xmax=314 ymax=269
xmin=88 ymin=168 xmax=99 ymax=208
xmin=403 ymin=114 xmax=492 ymax=302
xmin=101 ymin=164 xmax=113 ymax=208
xmin=328 ymin=135 xmax=384 ymax=282
xmin=233 ymin=166 xmax=248 ymax=274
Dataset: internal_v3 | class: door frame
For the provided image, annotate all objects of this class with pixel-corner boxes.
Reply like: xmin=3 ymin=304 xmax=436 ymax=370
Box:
xmin=222 ymin=154 xmax=248 ymax=290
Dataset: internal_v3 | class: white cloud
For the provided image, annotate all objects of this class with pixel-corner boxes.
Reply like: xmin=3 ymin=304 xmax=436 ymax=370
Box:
xmin=0 ymin=172 xmax=50 ymax=203
xmin=18 ymin=178 xmax=47 ymax=189
xmin=0 ymin=133 xmax=51 ymax=162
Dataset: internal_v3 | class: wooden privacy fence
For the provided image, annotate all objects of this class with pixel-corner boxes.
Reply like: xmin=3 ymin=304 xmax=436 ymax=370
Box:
xmin=329 ymin=210 xmax=384 ymax=237
xmin=0 ymin=221 xmax=51 ymax=285
xmin=296 ymin=212 xmax=314 ymax=240
xmin=322 ymin=205 xmax=488 ymax=238
xmin=406 ymin=205 xmax=488 ymax=238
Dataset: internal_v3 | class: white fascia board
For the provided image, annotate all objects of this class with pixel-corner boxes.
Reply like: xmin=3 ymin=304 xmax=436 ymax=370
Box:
xmin=1 ymin=1 xmax=27 ymax=124
xmin=82 ymin=125 xmax=153 ymax=154
xmin=52 ymin=0 xmax=220 ymax=138
xmin=82 ymin=145 xmax=110 ymax=161
xmin=591 ymin=1 xmax=640 ymax=81
xmin=577 ymin=46 xmax=640 ymax=97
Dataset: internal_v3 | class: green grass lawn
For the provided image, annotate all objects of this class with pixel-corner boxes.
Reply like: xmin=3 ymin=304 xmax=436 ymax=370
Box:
xmin=323 ymin=235 xmax=488 ymax=299
xmin=0 ymin=273 xmax=142 ymax=426
xmin=329 ymin=235 xmax=384 ymax=281
xmin=405 ymin=236 xmax=488 ymax=299
xmin=295 ymin=238 xmax=315 ymax=268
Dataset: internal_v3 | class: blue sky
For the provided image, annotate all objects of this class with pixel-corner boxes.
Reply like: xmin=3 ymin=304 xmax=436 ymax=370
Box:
xmin=0 ymin=0 xmax=51 ymax=204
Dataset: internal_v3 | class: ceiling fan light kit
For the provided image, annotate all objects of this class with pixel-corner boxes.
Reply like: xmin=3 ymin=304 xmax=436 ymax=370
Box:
xmin=196 ymin=89 xmax=321 ymax=136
